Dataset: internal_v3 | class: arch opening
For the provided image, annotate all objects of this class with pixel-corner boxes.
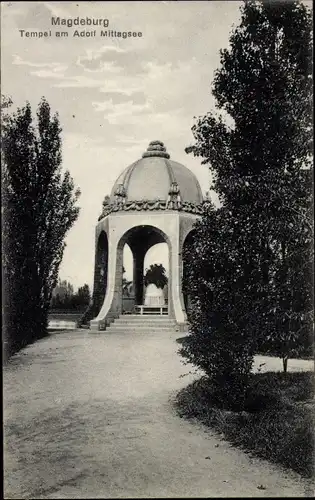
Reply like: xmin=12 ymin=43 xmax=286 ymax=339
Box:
xmin=122 ymin=243 xmax=134 ymax=314
xmin=118 ymin=225 xmax=170 ymax=314
xmin=143 ymin=243 xmax=169 ymax=308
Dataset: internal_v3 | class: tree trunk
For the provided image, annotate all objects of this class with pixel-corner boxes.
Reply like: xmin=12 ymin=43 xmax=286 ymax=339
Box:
xmin=282 ymin=356 xmax=288 ymax=373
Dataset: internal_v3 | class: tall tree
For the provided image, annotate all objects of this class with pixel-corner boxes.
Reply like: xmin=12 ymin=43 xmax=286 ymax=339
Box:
xmin=2 ymin=96 xmax=80 ymax=359
xmin=181 ymin=0 xmax=313 ymax=405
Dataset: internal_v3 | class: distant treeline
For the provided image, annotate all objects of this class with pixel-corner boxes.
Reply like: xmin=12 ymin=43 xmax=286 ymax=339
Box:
xmin=50 ymin=281 xmax=91 ymax=310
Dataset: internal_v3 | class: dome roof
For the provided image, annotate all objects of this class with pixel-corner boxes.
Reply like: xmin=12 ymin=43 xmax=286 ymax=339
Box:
xmin=99 ymin=141 xmax=204 ymax=220
xmin=110 ymin=140 xmax=203 ymax=205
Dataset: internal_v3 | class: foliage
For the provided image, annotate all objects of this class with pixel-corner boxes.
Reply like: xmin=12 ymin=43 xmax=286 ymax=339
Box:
xmin=2 ymin=96 xmax=80 ymax=359
xmin=77 ymin=284 xmax=91 ymax=305
xmin=181 ymin=0 xmax=313 ymax=401
xmin=175 ymin=371 xmax=314 ymax=477
xmin=144 ymin=263 xmax=168 ymax=289
xmin=50 ymin=280 xmax=91 ymax=310
xmin=181 ymin=203 xmax=266 ymax=407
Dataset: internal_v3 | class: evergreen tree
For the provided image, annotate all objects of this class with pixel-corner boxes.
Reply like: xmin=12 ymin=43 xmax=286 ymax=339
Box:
xmin=2 ymin=96 xmax=81 ymax=359
xmin=181 ymin=0 xmax=313 ymax=405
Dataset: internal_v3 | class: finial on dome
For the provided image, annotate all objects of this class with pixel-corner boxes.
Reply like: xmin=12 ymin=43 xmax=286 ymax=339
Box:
xmin=142 ymin=140 xmax=170 ymax=159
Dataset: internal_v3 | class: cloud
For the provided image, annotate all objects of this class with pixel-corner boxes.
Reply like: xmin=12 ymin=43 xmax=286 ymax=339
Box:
xmin=11 ymin=42 xmax=200 ymax=118
xmin=76 ymin=45 xmax=143 ymax=75
xmin=92 ymin=99 xmax=152 ymax=124
xmin=96 ymin=91 xmax=146 ymax=105
xmin=30 ymin=69 xmax=66 ymax=79
xmin=76 ymin=44 xmax=148 ymax=76
xmin=77 ymin=45 xmax=127 ymax=63
xmin=52 ymin=72 xmax=144 ymax=96
xmin=86 ymin=58 xmax=203 ymax=128
xmin=53 ymin=75 xmax=110 ymax=89
xmin=77 ymin=59 xmax=123 ymax=74
xmin=91 ymin=95 xmax=188 ymax=131
xmin=12 ymin=54 xmax=67 ymax=72
xmin=76 ymin=46 xmax=128 ymax=73
xmin=143 ymin=61 xmax=174 ymax=79
xmin=99 ymin=79 xmax=144 ymax=95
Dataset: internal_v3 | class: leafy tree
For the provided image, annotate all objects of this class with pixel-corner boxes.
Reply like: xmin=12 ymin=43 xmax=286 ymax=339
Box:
xmin=50 ymin=279 xmax=84 ymax=309
xmin=52 ymin=278 xmax=74 ymax=298
xmin=2 ymin=96 xmax=80 ymax=359
xmin=182 ymin=203 xmax=266 ymax=408
xmin=77 ymin=284 xmax=91 ymax=306
xmin=144 ymin=264 xmax=168 ymax=289
xmin=181 ymin=0 xmax=313 ymax=404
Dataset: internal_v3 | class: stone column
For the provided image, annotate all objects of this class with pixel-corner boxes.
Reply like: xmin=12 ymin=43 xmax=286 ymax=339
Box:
xmin=169 ymin=231 xmax=187 ymax=327
xmin=133 ymin=249 xmax=146 ymax=306
xmin=90 ymin=236 xmax=124 ymax=330
xmin=111 ymin=245 xmax=124 ymax=317
xmin=94 ymin=245 xmax=108 ymax=314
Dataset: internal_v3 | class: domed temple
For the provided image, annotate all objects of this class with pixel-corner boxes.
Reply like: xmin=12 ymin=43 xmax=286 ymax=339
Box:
xmin=86 ymin=140 xmax=205 ymax=331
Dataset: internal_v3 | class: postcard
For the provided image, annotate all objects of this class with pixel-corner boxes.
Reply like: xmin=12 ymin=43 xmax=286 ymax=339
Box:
xmin=2 ymin=1 xmax=313 ymax=498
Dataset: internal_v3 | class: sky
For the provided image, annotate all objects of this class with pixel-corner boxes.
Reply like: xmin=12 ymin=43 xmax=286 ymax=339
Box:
xmin=1 ymin=0 xmax=243 ymax=289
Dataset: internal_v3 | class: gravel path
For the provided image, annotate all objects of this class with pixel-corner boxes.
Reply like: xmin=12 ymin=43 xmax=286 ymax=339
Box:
xmin=3 ymin=330 xmax=312 ymax=498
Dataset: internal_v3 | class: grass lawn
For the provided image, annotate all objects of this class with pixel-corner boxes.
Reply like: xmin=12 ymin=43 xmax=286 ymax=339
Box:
xmin=175 ymin=369 xmax=314 ymax=478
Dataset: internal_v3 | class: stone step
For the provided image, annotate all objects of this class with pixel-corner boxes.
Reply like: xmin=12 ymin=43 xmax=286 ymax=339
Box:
xmin=88 ymin=314 xmax=180 ymax=333
xmin=117 ymin=315 xmax=173 ymax=320
xmin=118 ymin=314 xmax=173 ymax=321
xmin=107 ymin=322 xmax=177 ymax=328
xmin=120 ymin=315 xmax=169 ymax=318
xmin=106 ymin=330 xmax=176 ymax=334
xmin=113 ymin=321 xmax=176 ymax=326
xmin=107 ymin=325 xmax=177 ymax=332
xmin=114 ymin=319 xmax=176 ymax=325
